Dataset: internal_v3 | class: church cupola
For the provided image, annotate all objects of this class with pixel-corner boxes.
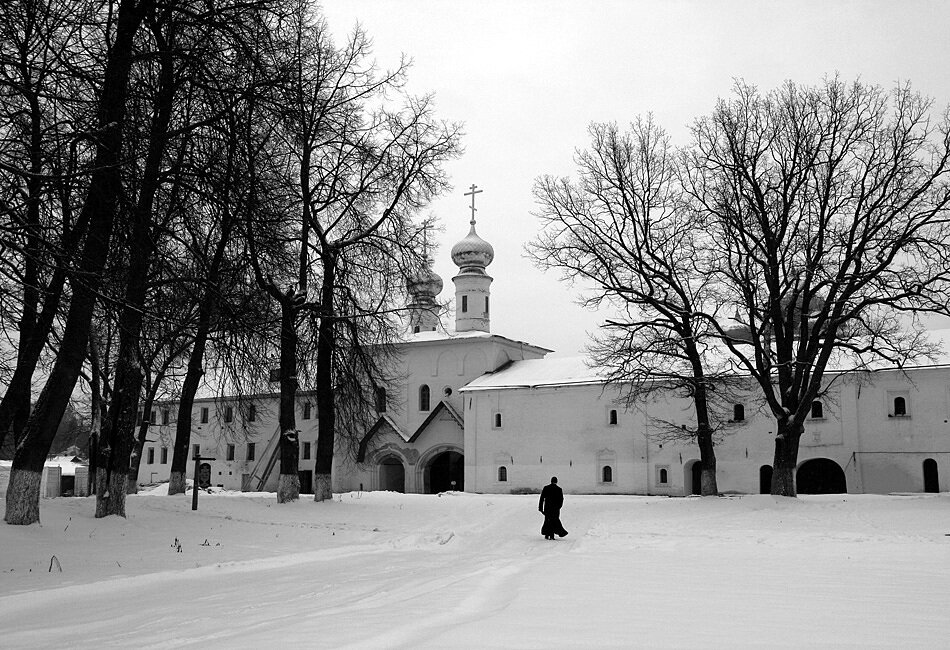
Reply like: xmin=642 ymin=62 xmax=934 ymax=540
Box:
xmin=406 ymin=260 xmax=443 ymax=334
xmin=451 ymin=184 xmax=493 ymax=332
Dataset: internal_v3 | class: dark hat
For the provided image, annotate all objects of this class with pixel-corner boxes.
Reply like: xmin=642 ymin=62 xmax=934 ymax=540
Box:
xmin=551 ymin=477 xmax=558 ymax=484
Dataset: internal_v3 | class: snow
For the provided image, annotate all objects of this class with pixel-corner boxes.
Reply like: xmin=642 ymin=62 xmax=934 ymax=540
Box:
xmin=2 ymin=490 xmax=949 ymax=648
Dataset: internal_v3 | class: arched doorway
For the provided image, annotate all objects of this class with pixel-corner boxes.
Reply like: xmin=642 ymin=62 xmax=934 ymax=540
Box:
xmin=796 ymin=458 xmax=846 ymax=494
xmin=686 ymin=460 xmax=702 ymax=495
xmin=378 ymin=456 xmax=405 ymax=493
xmin=923 ymin=458 xmax=939 ymax=493
xmin=759 ymin=465 xmax=773 ymax=494
xmin=426 ymin=450 xmax=464 ymax=493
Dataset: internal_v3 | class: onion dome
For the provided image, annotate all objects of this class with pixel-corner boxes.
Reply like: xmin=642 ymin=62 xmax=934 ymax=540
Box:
xmin=450 ymin=223 xmax=494 ymax=274
xmin=407 ymin=266 xmax=443 ymax=299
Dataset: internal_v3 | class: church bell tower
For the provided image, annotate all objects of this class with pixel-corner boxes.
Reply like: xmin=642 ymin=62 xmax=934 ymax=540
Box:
xmin=451 ymin=184 xmax=493 ymax=333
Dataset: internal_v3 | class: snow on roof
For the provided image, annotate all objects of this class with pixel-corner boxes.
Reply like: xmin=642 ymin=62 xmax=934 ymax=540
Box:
xmin=461 ymin=356 xmax=606 ymax=391
xmin=461 ymin=328 xmax=950 ymax=392
xmin=402 ymin=329 xmax=553 ymax=353
xmin=1 ymin=455 xmax=87 ymax=476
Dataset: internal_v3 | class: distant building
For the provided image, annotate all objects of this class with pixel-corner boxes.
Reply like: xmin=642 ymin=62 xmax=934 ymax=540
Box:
xmin=135 ymin=199 xmax=950 ymax=496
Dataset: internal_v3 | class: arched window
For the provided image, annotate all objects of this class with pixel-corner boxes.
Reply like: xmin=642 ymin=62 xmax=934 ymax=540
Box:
xmin=602 ymin=466 xmax=613 ymax=483
xmin=498 ymin=466 xmax=507 ymax=482
xmin=733 ymin=404 xmax=745 ymax=422
xmin=419 ymin=384 xmax=430 ymax=411
xmin=493 ymin=412 xmax=503 ymax=428
xmin=659 ymin=468 xmax=668 ymax=484
xmin=609 ymin=409 xmax=618 ymax=425
xmin=893 ymin=396 xmax=906 ymax=416
xmin=811 ymin=401 xmax=823 ymax=418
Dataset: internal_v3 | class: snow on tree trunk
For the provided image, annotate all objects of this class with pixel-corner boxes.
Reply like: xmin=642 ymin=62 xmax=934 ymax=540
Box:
xmin=94 ymin=467 xmax=128 ymax=518
xmin=771 ymin=420 xmax=802 ymax=497
xmin=168 ymin=471 xmax=186 ymax=496
xmin=3 ymin=468 xmax=41 ymax=525
xmin=277 ymin=473 xmax=299 ymax=503
xmin=313 ymin=473 xmax=332 ymax=502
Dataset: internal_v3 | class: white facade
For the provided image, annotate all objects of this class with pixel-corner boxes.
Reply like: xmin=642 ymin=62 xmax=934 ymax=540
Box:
xmin=135 ymin=208 xmax=950 ymax=497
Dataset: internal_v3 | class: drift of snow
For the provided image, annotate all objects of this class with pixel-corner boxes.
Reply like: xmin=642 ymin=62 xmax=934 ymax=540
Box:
xmin=1 ymin=489 xmax=949 ymax=648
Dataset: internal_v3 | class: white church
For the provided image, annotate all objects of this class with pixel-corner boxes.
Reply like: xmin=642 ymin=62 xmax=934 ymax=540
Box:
xmin=136 ymin=198 xmax=950 ymax=497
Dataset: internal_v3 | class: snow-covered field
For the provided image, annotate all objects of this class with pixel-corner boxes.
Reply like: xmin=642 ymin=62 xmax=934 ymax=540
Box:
xmin=1 ymin=489 xmax=949 ymax=649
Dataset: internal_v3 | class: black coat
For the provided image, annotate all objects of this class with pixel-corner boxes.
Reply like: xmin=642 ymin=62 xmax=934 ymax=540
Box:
xmin=539 ymin=483 xmax=567 ymax=537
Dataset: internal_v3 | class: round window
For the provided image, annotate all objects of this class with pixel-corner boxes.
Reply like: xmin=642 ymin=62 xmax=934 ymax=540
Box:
xmin=443 ymin=386 xmax=453 ymax=397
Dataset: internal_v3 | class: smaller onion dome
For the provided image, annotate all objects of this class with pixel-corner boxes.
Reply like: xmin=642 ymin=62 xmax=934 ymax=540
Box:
xmin=407 ymin=266 xmax=443 ymax=299
xmin=451 ymin=223 xmax=494 ymax=273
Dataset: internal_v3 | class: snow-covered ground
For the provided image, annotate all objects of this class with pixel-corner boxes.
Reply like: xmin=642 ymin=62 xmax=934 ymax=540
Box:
xmin=2 ymin=489 xmax=949 ymax=649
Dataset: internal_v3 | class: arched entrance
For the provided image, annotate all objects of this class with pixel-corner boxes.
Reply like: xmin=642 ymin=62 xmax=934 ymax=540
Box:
xmin=796 ymin=458 xmax=846 ymax=494
xmin=685 ymin=460 xmax=702 ymax=495
xmin=923 ymin=458 xmax=939 ymax=493
xmin=378 ymin=456 xmax=406 ymax=493
xmin=759 ymin=465 xmax=773 ymax=494
xmin=425 ymin=450 xmax=464 ymax=493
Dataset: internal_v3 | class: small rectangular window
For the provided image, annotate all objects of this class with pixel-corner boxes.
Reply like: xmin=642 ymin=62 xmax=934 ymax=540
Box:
xmin=160 ymin=447 xmax=168 ymax=464
xmin=162 ymin=409 xmax=169 ymax=425
xmin=303 ymin=441 xmax=311 ymax=460
xmin=248 ymin=404 xmax=256 ymax=422
xmin=461 ymin=295 xmax=468 ymax=313
xmin=147 ymin=447 xmax=155 ymax=464
xmin=224 ymin=405 xmax=233 ymax=423
xmin=493 ymin=412 xmax=503 ymax=428
xmin=192 ymin=444 xmax=200 ymax=459
xmin=247 ymin=443 xmax=256 ymax=462
xmin=608 ymin=409 xmax=618 ymax=425
xmin=485 ymin=296 xmax=489 ymax=315
xmin=656 ymin=465 xmax=670 ymax=486
xmin=303 ymin=402 xmax=312 ymax=420
xmin=200 ymin=407 xmax=209 ymax=424
xmin=227 ymin=444 xmax=235 ymax=461
xmin=375 ymin=387 xmax=387 ymax=413
xmin=150 ymin=410 xmax=157 ymax=425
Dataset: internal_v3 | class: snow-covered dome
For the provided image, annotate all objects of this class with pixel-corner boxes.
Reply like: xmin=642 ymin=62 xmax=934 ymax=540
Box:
xmin=407 ymin=267 xmax=443 ymax=298
xmin=451 ymin=223 xmax=494 ymax=273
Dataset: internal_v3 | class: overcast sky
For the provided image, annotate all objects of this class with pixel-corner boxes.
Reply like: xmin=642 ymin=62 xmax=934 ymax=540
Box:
xmin=321 ymin=0 xmax=950 ymax=357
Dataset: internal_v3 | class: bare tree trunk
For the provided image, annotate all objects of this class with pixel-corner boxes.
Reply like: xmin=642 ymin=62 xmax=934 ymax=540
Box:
xmin=4 ymin=0 xmax=151 ymax=525
xmin=313 ymin=255 xmax=336 ymax=502
xmin=277 ymin=293 xmax=300 ymax=503
xmin=771 ymin=419 xmax=802 ymax=497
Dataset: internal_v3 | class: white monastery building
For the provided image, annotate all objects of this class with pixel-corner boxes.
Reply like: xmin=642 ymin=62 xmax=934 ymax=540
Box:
xmin=136 ymin=193 xmax=950 ymax=497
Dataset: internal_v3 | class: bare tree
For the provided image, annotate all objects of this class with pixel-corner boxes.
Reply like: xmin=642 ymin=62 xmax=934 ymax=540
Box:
xmin=685 ymin=78 xmax=950 ymax=496
xmin=530 ymin=118 xmax=735 ymax=496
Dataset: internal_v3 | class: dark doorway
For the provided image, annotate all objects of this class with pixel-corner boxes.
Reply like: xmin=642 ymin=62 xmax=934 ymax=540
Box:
xmin=796 ymin=458 xmax=847 ymax=494
xmin=427 ymin=451 xmax=464 ymax=493
xmin=923 ymin=458 xmax=939 ymax=493
xmin=759 ymin=465 xmax=773 ymax=494
xmin=298 ymin=469 xmax=313 ymax=494
xmin=379 ymin=457 xmax=406 ymax=492
xmin=690 ymin=461 xmax=702 ymax=495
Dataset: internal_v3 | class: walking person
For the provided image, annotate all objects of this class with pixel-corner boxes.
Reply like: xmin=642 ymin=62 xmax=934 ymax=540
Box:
xmin=539 ymin=476 xmax=568 ymax=540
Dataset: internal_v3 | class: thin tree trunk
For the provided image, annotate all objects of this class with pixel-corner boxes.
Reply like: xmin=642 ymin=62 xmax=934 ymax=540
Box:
xmin=277 ymin=294 xmax=300 ymax=503
xmin=5 ymin=0 xmax=151 ymax=525
xmin=771 ymin=419 xmax=802 ymax=497
xmin=313 ymin=255 xmax=336 ymax=502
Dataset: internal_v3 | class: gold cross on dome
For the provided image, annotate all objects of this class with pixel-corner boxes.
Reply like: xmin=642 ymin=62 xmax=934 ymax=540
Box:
xmin=463 ymin=184 xmax=483 ymax=225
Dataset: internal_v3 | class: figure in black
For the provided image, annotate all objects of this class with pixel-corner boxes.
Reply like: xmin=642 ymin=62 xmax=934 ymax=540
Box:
xmin=538 ymin=476 xmax=568 ymax=540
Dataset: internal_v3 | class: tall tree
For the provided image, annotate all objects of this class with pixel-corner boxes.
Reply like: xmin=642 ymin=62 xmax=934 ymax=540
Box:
xmin=5 ymin=0 xmax=156 ymax=525
xmin=530 ymin=118 xmax=733 ymax=496
xmin=685 ymin=78 xmax=950 ymax=496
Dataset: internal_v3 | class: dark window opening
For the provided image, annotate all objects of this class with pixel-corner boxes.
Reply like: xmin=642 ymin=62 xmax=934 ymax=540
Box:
xmin=609 ymin=409 xmax=618 ymax=425
xmin=303 ymin=442 xmax=312 ymax=460
xmin=160 ymin=447 xmax=168 ymax=464
xmin=420 ymin=384 xmax=431 ymax=411
xmin=200 ymin=407 xmax=209 ymax=424
xmin=893 ymin=396 xmax=907 ymax=416
xmin=248 ymin=404 xmax=256 ymax=422
xmin=224 ymin=405 xmax=233 ymax=423
xmin=226 ymin=444 xmax=235 ymax=461
xmin=147 ymin=447 xmax=155 ymax=464
xmin=659 ymin=468 xmax=668 ymax=484
xmin=461 ymin=295 xmax=468 ymax=313
xmin=494 ymin=412 xmax=502 ymax=428
xmin=811 ymin=401 xmax=823 ymax=418
xmin=303 ymin=402 xmax=312 ymax=420
xmin=498 ymin=466 xmax=507 ymax=482
xmin=733 ymin=404 xmax=745 ymax=422
xmin=162 ymin=409 xmax=169 ymax=425
xmin=602 ymin=466 xmax=613 ymax=483
xmin=485 ymin=296 xmax=489 ymax=314
xmin=375 ymin=387 xmax=387 ymax=413
xmin=924 ymin=458 xmax=939 ymax=493
xmin=247 ymin=443 xmax=256 ymax=462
